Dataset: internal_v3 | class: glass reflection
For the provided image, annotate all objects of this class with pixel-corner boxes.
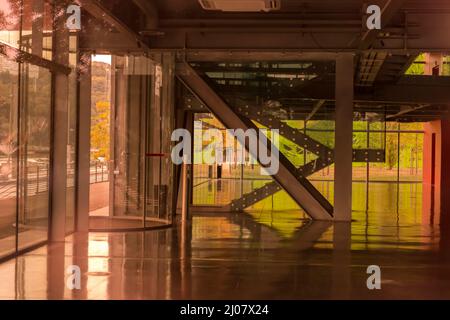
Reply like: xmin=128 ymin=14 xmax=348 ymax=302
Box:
xmin=0 ymin=54 xmax=18 ymax=258
xmin=89 ymin=54 xmax=174 ymax=231
xmin=17 ymin=63 xmax=51 ymax=250
xmin=20 ymin=0 xmax=53 ymax=59
xmin=66 ymin=35 xmax=78 ymax=234
xmin=0 ymin=0 xmax=21 ymax=48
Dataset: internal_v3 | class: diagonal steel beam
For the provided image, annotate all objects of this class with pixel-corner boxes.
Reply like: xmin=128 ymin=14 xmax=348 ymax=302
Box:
xmin=305 ymin=100 xmax=326 ymax=122
xmin=236 ymin=105 xmax=333 ymax=159
xmin=237 ymin=105 xmax=385 ymax=163
xmin=176 ymin=62 xmax=333 ymax=220
xmin=229 ymin=157 xmax=333 ymax=211
xmin=77 ymin=0 xmax=148 ymax=49
xmin=229 ymin=147 xmax=385 ymax=211
xmin=226 ymin=110 xmax=385 ymax=210
xmin=386 ymin=104 xmax=430 ymax=119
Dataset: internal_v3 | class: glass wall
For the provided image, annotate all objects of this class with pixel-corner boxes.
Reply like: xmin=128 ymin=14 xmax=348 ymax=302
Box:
xmin=188 ymin=61 xmax=336 ymax=217
xmin=0 ymin=0 xmax=76 ymax=259
xmin=191 ymin=111 xmax=425 ymax=222
xmin=145 ymin=54 xmax=175 ymax=227
xmin=0 ymin=56 xmax=54 ymax=258
xmin=89 ymin=54 xmax=175 ymax=231
xmin=17 ymin=63 xmax=51 ymax=250
xmin=405 ymin=53 xmax=450 ymax=76
xmin=0 ymin=54 xmax=19 ymax=258
xmin=192 ymin=113 xmax=272 ymax=207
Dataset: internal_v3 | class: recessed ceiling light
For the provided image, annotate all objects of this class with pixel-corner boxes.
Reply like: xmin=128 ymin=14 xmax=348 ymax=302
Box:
xmin=199 ymin=0 xmax=280 ymax=12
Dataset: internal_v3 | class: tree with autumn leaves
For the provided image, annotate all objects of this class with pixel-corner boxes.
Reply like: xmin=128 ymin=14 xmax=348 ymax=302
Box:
xmin=90 ymin=101 xmax=110 ymax=161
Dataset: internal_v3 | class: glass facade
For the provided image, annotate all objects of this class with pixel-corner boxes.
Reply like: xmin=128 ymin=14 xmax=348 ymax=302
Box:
xmin=0 ymin=0 xmax=77 ymax=259
xmin=0 ymin=54 xmax=19 ymax=258
xmin=0 ymin=56 xmax=54 ymax=257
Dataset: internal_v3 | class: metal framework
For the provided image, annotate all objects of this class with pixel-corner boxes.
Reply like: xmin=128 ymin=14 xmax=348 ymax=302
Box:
xmin=176 ymin=62 xmax=334 ymax=220
xmin=73 ymin=0 xmax=450 ymax=222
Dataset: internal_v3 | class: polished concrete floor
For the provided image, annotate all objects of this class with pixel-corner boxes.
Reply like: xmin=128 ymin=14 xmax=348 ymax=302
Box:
xmin=0 ymin=205 xmax=450 ymax=300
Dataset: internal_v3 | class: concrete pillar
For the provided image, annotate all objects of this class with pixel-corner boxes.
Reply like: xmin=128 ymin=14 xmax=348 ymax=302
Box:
xmin=50 ymin=5 xmax=70 ymax=242
xmin=423 ymin=120 xmax=450 ymax=226
xmin=422 ymin=51 xmax=448 ymax=227
xmin=76 ymin=53 xmax=92 ymax=232
xmin=334 ymin=53 xmax=354 ymax=221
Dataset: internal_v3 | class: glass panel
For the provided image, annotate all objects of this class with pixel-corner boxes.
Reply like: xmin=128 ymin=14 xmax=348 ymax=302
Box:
xmin=93 ymin=55 xmax=173 ymax=230
xmin=145 ymin=60 xmax=162 ymax=223
xmin=157 ymin=54 xmax=175 ymax=223
xmin=89 ymin=55 xmax=112 ymax=226
xmin=20 ymin=0 xmax=53 ymax=59
xmin=188 ymin=61 xmax=336 ymax=215
xmin=399 ymin=123 xmax=424 ymax=182
xmin=0 ymin=54 xmax=19 ymax=258
xmin=192 ymin=113 xmax=278 ymax=208
xmin=17 ymin=63 xmax=51 ymax=250
xmin=66 ymin=35 xmax=78 ymax=234
xmin=405 ymin=53 xmax=450 ymax=77
xmin=443 ymin=55 xmax=450 ymax=76
xmin=369 ymin=123 xmax=398 ymax=182
xmin=0 ymin=0 xmax=21 ymax=48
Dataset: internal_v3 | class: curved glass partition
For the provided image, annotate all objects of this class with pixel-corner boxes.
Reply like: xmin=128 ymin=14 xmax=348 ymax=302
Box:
xmin=89 ymin=54 xmax=175 ymax=231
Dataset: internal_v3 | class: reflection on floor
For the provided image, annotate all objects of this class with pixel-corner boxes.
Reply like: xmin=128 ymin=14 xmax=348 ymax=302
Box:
xmin=0 ymin=219 xmax=446 ymax=300
xmin=0 ymin=183 xmax=448 ymax=300
xmin=193 ymin=180 xmax=423 ymax=220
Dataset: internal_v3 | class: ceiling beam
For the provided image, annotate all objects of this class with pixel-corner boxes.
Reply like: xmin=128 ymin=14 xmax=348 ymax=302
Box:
xmin=184 ymin=51 xmax=342 ymax=62
xmin=358 ymin=0 xmax=407 ymax=50
xmin=145 ymin=10 xmax=450 ymax=53
xmin=132 ymin=0 xmax=159 ymax=30
xmin=77 ymin=0 xmax=148 ymax=49
xmin=205 ymin=76 xmax=450 ymax=104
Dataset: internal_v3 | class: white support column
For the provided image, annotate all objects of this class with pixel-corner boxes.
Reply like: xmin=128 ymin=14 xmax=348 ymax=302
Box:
xmin=334 ymin=53 xmax=354 ymax=222
xmin=50 ymin=5 xmax=70 ymax=241
xmin=76 ymin=53 xmax=92 ymax=232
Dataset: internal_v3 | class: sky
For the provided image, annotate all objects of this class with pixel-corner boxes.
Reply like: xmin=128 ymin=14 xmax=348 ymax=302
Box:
xmin=92 ymin=54 xmax=111 ymax=65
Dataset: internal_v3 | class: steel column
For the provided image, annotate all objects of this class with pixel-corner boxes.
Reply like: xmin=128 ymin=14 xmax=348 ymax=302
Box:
xmin=50 ymin=6 xmax=70 ymax=241
xmin=334 ymin=53 xmax=354 ymax=221
xmin=76 ymin=53 xmax=92 ymax=232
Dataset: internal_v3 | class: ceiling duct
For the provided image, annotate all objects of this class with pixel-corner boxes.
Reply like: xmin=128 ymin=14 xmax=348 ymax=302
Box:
xmin=198 ymin=0 xmax=280 ymax=12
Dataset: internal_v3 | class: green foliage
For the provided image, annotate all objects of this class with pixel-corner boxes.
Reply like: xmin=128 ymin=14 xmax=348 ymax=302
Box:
xmin=405 ymin=53 xmax=425 ymax=75
xmin=91 ymin=101 xmax=110 ymax=160
xmin=90 ymin=61 xmax=111 ymax=160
